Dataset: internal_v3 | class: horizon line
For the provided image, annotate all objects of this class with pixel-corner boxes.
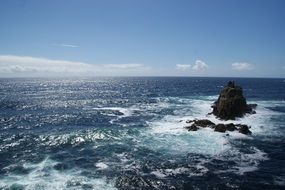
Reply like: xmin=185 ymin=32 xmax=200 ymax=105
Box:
xmin=0 ymin=76 xmax=284 ymax=79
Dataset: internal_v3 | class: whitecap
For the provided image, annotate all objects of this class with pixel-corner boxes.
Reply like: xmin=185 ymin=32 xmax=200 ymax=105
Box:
xmin=274 ymin=176 xmax=285 ymax=186
xmin=92 ymin=107 xmax=135 ymax=118
xmin=145 ymin=115 xmax=231 ymax=156
xmin=93 ymin=106 xmax=139 ymax=124
xmin=217 ymin=146 xmax=269 ymax=175
xmin=0 ymin=158 xmax=117 ymax=190
xmin=151 ymin=170 xmax=167 ymax=178
xmin=95 ymin=162 xmax=109 ymax=170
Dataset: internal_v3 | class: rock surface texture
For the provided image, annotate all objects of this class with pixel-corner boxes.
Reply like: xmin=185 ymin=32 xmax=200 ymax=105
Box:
xmin=212 ymin=81 xmax=256 ymax=120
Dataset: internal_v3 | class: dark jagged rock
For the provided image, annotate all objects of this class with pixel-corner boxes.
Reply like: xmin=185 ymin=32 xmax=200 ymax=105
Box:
xmin=212 ymin=81 xmax=256 ymax=120
xmin=184 ymin=119 xmax=252 ymax=135
xmin=185 ymin=119 xmax=215 ymax=127
xmin=214 ymin=124 xmax=227 ymax=133
xmin=225 ymin=123 xmax=237 ymax=131
xmin=237 ymin=124 xmax=252 ymax=135
xmin=246 ymin=104 xmax=258 ymax=114
xmin=185 ymin=124 xmax=198 ymax=131
xmin=193 ymin=119 xmax=215 ymax=128
xmin=248 ymin=104 xmax=257 ymax=109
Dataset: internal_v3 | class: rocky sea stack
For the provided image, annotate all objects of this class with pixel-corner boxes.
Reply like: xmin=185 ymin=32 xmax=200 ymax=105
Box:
xmin=212 ymin=81 xmax=256 ymax=120
xmin=184 ymin=81 xmax=256 ymax=135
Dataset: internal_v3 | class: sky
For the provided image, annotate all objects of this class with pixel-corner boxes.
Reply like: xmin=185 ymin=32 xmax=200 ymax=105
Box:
xmin=0 ymin=0 xmax=284 ymax=78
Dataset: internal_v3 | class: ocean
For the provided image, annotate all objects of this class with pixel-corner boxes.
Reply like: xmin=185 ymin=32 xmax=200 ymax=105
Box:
xmin=0 ymin=77 xmax=284 ymax=190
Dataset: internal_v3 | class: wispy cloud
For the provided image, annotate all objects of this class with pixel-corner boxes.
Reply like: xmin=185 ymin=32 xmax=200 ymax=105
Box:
xmin=0 ymin=55 xmax=149 ymax=77
xmin=192 ymin=60 xmax=208 ymax=71
xmin=53 ymin=43 xmax=79 ymax=48
xmin=104 ymin=63 xmax=144 ymax=69
xmin=232 ymin=62 xmax=254 ymax=71
xmin=175 ymin=64 xmax=191 ymax=71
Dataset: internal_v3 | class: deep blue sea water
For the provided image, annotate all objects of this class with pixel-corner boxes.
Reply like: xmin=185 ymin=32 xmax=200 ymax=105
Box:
xmin=0 ymin=77 xmax=284 ymax=190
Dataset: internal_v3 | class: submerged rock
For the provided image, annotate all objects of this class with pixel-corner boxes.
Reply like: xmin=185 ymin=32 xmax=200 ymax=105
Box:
xmin=212 ymin=81 xmax=256 ymax=120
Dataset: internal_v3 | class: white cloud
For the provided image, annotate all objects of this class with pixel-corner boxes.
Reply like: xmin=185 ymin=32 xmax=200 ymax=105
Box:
xmin=175 ymin=64 xmax=191 ymax=71
xmin=192 ymin=60 xmax=208 ymax=71
xmin=175 ymin=60 xmax=208 ymax=72
xmin=232 ymin=62 xmax=254 ymax=71
xmin=0 ymin=55 xmax=149 ymax=77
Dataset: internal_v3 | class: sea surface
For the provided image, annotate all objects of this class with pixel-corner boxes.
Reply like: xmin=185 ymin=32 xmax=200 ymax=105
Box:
xmin=0 ymin=77 xmax=284 ymax=190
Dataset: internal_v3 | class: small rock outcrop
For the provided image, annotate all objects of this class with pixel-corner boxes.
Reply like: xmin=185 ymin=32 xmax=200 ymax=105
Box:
xmin=185 ymin=119 xmax=215 ymax=131
xmin=185 ymin=124 xmax=198 ymax=131
xmin=186 ymin=119 xmax=215 ymax=127
xmin=212 ymin=81 xmax=256 ymax=120
xmin=184 ymin=119 xmax=252 ymax=135
xmin=237 ymin=124 xmax=252 ymax=135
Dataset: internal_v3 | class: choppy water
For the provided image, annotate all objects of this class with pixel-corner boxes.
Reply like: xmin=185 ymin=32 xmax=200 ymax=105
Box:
xmin=0 ymin=77 xmax=284 ymax=190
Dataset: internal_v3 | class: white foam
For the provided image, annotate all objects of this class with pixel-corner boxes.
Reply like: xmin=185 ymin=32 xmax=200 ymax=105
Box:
xmin=95 ymin=162 xmax=109 ymax=170
xmin=39 ymin=130 xmax=111 ymax=147
xmin=192 ymin=159 xmax=210 ymax=176
xmin=151 ymin=165 xmax=208 ymax=178
xmin=151 ymin=167 xmax=190 ymax=178
xmin=115 ymin=153 xmax=129 ymax=163
xmin=93 ymin=106 xmax=139 ymax=124
xmin=165 ymin=167 xmax=190 ymax=175
xmin=145 ymin=95 xmax=277 ymax=176
xmin=145 ymin=98 xmax=231 ymax=156
xmin=145 ymin=115 xmax=230 ymax=156
xmin=226 ymin=147 xmax=268 ymax=175
xmin=188 ymin=99 xmax=213 ymax=116
xmin=0 ymin=158 xmax=117 ymax=190
xmin=93 ymin=107 xmax=135 ymax=118
xmin=0 ymin=142 xmax=21 ymax=152
xmin=151 ymin=171 xmax=167 ymax=178
xmin=274 ymin=176 xmax=285 ymax=186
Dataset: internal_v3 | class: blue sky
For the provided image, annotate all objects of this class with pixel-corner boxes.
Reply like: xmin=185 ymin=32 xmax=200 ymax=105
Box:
xmin=0 ymin=0 xmax=284 ymax=77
